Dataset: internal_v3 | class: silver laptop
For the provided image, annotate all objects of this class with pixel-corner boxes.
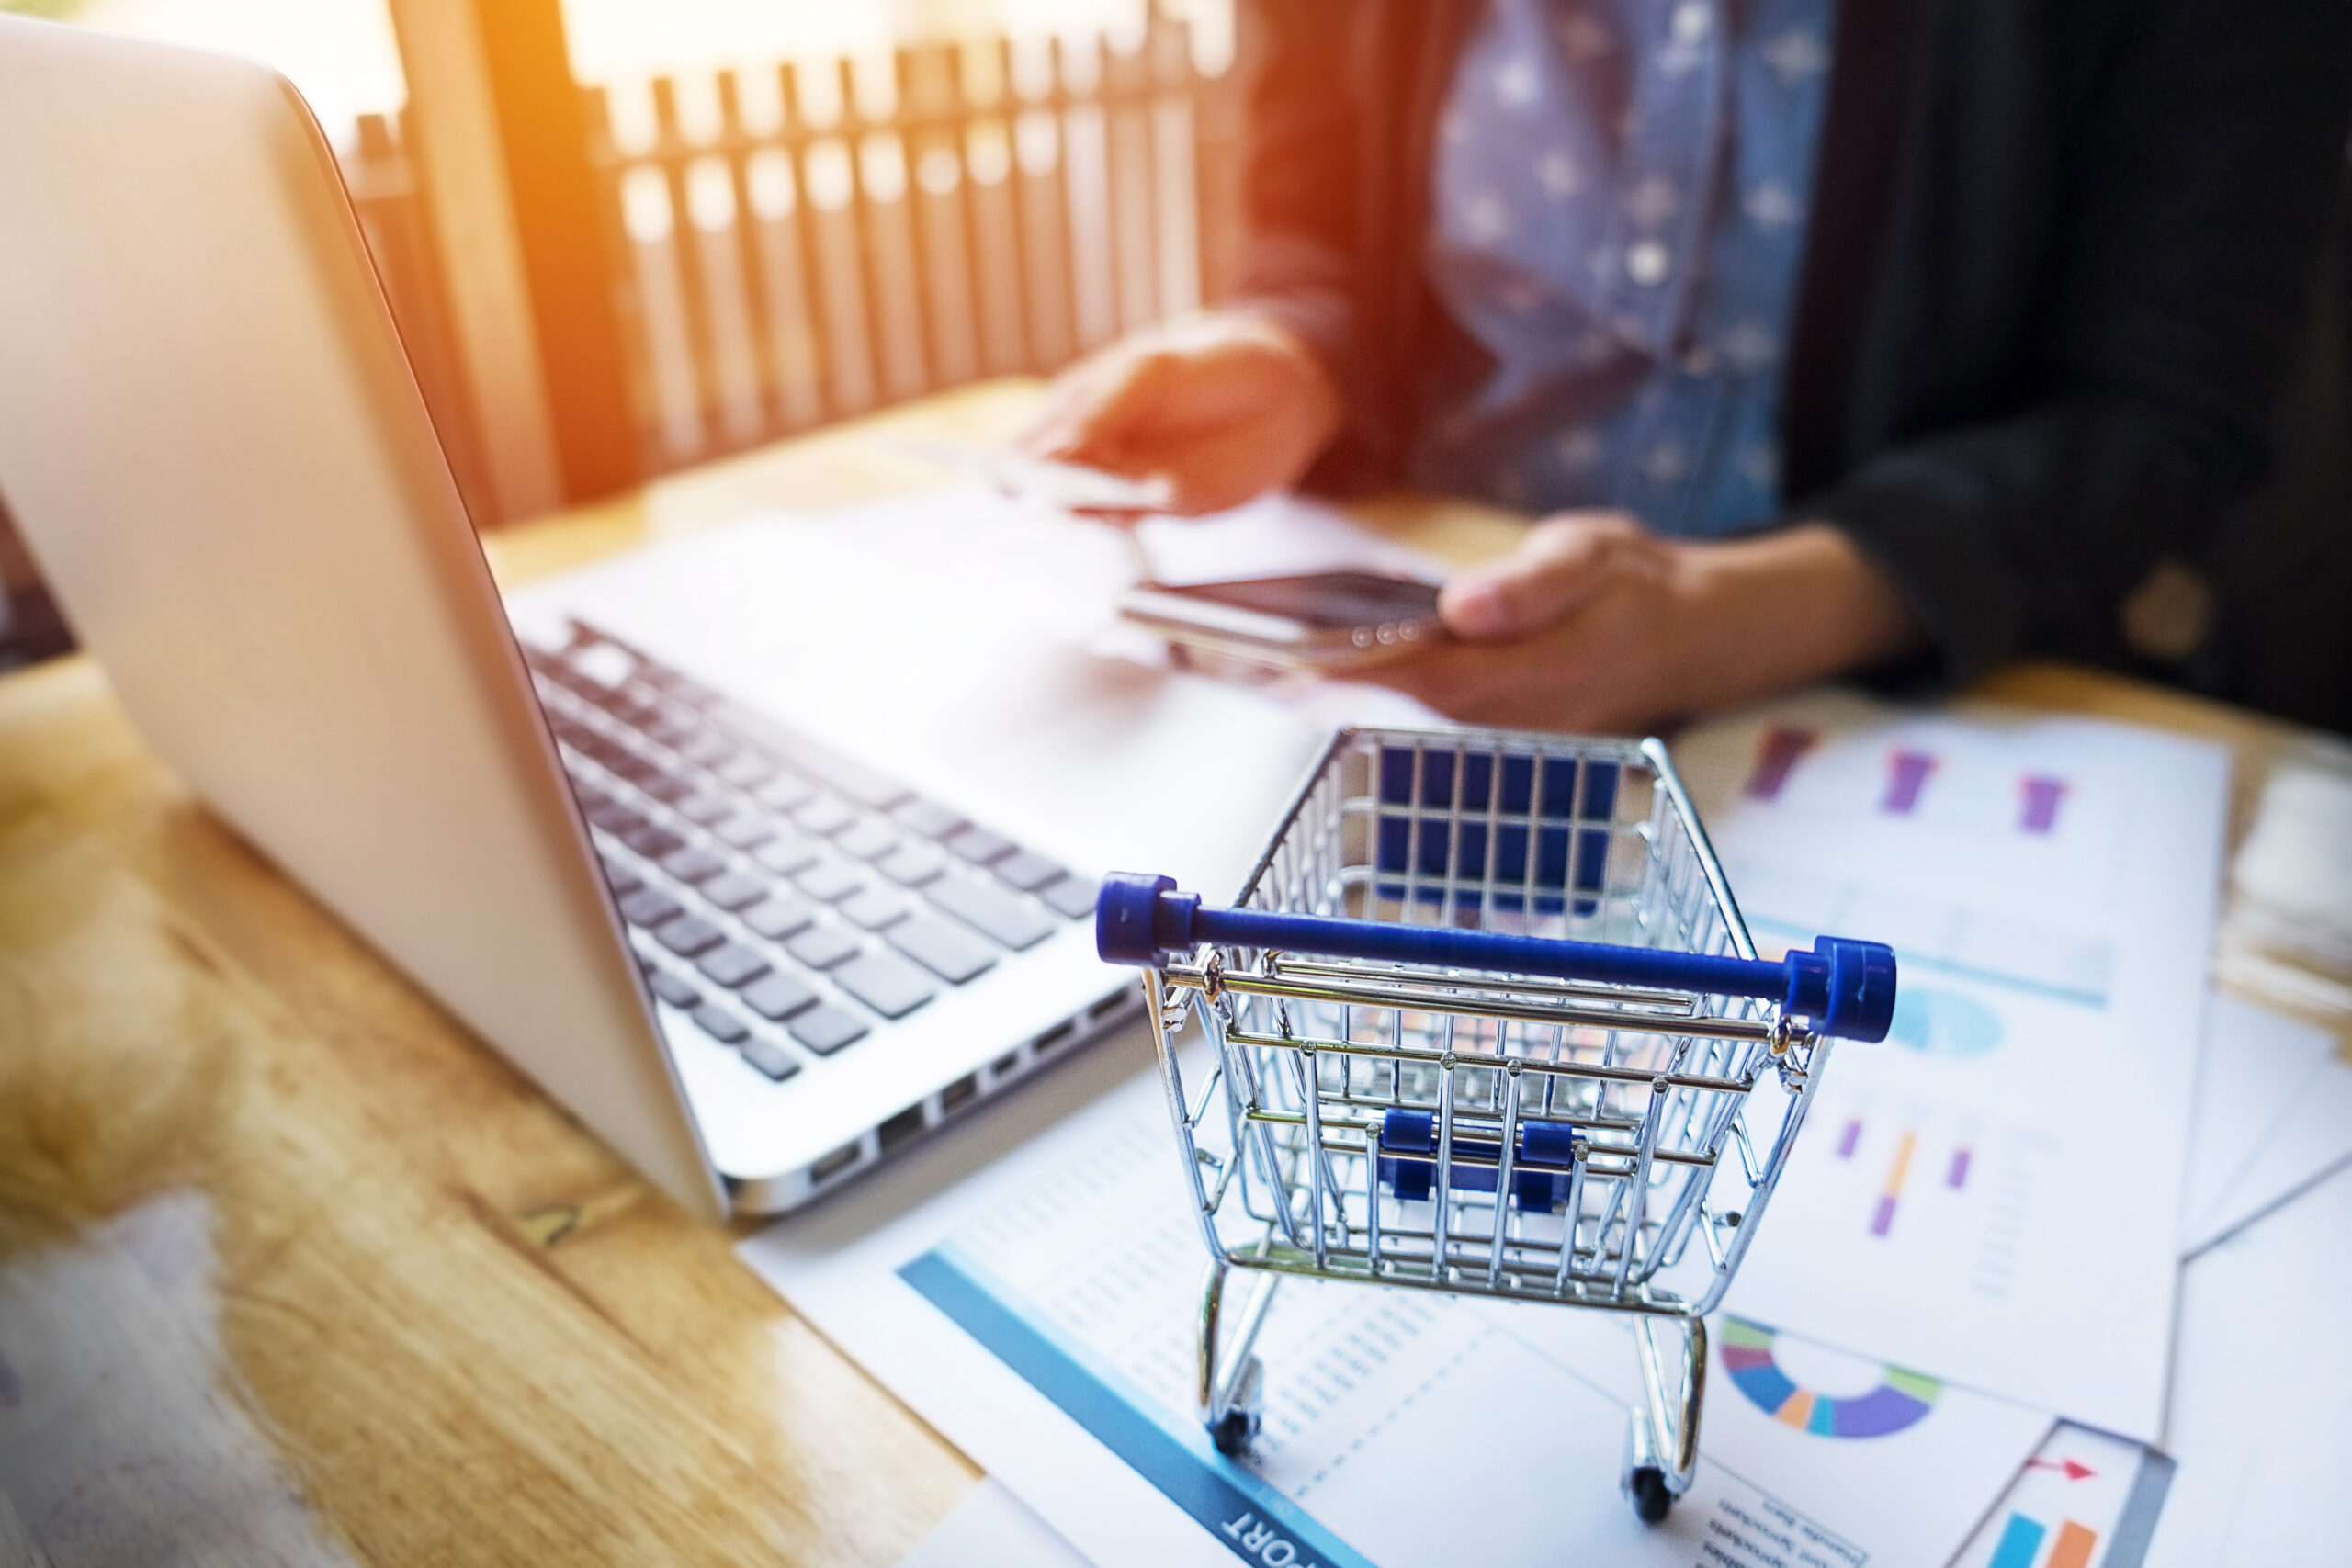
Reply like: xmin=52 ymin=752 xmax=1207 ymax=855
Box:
xmin=0 ymin=18 xmax=1317 ymax=1221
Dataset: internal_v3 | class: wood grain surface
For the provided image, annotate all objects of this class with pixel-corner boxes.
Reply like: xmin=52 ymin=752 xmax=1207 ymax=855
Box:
xmin=0 ymin=378 xmax=2335 ymax=1565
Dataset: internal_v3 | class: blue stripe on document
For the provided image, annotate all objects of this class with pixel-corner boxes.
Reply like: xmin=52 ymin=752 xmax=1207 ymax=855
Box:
xmin=899 ymin=1246 xmax=1377 ymax=1568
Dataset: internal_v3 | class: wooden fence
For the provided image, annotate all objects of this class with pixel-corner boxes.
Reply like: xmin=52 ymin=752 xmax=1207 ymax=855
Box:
xmin=341 ymin=19 xmax=1241 ymax=512
xmin=585 ymin=19 xmax=1242 ymax=471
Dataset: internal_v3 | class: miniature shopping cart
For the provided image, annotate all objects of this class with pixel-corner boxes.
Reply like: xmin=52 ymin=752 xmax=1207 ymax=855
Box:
xmin=1094 ymin=727 xmax=1896 ymax=1523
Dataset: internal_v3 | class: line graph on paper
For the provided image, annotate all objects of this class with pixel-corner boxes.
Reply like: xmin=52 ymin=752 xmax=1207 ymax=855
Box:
xmin=1734 ymin=862 xmax=2116 ymax=1008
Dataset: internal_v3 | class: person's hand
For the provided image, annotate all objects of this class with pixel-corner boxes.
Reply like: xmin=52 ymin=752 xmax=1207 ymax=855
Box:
xmin=1368 ymin=513 xmax=1923 ymax=732
xmin=1017 ymin=312 xmax=1344 ymax=516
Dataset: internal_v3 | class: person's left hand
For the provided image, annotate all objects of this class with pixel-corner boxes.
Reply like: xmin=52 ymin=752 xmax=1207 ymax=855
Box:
xmin=1366 ymin=512 xmax=1923 ymax=733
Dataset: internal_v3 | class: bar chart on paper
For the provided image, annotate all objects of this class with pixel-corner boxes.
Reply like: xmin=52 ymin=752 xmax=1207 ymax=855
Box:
xmin=1950 ymin=1421 xmax=2168 ymax=1568
xmin=1724 ymin=714 xmax=2122 ymax=1005
xmin=1792 ymin=1094 xmax=2045 ymax=1301
xmin=1681 ymin=694 xmax=2227 ymax=1438
xmin=1985 ymin=1511 xmax=2100 ymax=1568
xmin=1741 ymin=723 xmax=2074 ymax=838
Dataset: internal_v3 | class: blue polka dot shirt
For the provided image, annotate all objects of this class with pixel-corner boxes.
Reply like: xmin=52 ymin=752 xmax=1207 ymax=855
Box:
xmin=1408 ymin=0 xmax=1838 ymax=537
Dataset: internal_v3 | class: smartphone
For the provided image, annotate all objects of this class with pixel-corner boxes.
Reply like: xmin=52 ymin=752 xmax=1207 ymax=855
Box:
xmin=1117 ymin=570 xmax=1447 ymax=671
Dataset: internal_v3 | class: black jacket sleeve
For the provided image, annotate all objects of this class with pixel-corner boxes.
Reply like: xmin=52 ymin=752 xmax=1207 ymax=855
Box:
xmin=1791 ymin=0 xmax=2352 ymax=683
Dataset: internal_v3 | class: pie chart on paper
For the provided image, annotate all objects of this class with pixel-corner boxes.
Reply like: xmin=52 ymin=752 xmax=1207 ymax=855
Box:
xmin=1720 ymin=1316 xmax=1942 ymax=1438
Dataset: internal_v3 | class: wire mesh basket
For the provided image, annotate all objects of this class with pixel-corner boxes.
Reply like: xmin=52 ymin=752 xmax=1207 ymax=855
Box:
xmin=1095 ymin=726 xmax=1896 ymax=1521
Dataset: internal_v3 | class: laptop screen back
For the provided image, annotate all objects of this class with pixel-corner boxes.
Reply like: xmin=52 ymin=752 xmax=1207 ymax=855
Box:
xmin=0 ymin=18 xmax=725 ymax=1218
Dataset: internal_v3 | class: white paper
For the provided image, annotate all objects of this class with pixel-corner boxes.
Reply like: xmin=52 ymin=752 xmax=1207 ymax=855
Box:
xmin=2183 ymin=1048 xmax=2352 ymax=1257
xmin=899 ymin=1480 xmax=1090 ymax=1568
xmin=2146 ymin=1163 xmax=2352 ymax=1567
xmin=1671 ymin=692 xmax=2230 ymax=1439
xmin=906 ymin=441 xmax=1179 ymax=514
xmin=1466 ymin=1301 xmax=2051 ymax=1562
xmin=743 ymin=1042 xmax=2046 ymax=1568
xmin=2180 ymin=996 xmax=2337 ymax=1247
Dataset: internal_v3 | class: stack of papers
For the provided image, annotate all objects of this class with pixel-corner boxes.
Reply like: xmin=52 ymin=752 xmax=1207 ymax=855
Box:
xmin=718 ymin=491 xmax=2350 ymax=1565
xmin=1676 ymin=694 xmax=2224 ymax=1441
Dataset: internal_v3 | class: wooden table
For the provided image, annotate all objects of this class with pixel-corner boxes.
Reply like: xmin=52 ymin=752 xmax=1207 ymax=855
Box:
xmin=0 ymin=378 xmax=2339 ymax=1564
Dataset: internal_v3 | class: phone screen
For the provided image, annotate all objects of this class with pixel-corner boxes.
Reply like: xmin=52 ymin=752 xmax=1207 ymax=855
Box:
xmin=1149 ymin=572 xmax=1442 ymax=630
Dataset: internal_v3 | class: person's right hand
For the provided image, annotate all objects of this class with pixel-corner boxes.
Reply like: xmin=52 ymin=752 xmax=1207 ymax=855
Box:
xmin=1017 ymin=312 xmax=1345 ymax=516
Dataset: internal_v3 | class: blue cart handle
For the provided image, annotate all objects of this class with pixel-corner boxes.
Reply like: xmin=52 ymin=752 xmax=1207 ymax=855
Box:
xmin=1095 ymin=872 xmax=1896 ymax=1043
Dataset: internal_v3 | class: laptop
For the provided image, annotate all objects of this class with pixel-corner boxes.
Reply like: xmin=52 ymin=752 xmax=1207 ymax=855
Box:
xmin=0 ymin=18 xmax=1320 ymax=1220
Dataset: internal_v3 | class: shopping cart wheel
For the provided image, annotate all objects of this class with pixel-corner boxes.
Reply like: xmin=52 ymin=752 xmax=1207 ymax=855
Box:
xmin=1210 ymin=1406 xmax=1260 ymax=1457
xmin=1627 ymin=1467 xmax=1674 ymax=1524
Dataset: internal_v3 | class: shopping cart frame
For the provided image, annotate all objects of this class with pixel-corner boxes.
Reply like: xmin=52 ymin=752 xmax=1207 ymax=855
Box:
xmin=1098 ymin=726 xmax=1895 ymax=1522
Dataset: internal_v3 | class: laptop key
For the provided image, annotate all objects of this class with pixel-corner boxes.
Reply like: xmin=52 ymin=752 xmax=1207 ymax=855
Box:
xmin=833 ymin=818 xmax=900 ymax=861
xmin=584 ymin=739 xmax=638 ymax=775
xmin=653 ymin=914 xmax=725 ymax=958
xmin=692 ymin=1003 xmax=750 ymax=1045
xmin=1037 ymin=874 xmax=1099 ymax=919
xmin=741 ymin=971 xmax=819 ymax=1021
xmin=645 ymin=967 xmax=700 ymax=1009
xmin=603 ymin=750 xmax=661 ymax=785
xmin=659 ymin=844 xmax=729 ymax=885
xmin=753 ymin=831 xmax=821 ymax=877
xmin=839 ymin=888 xmax=910 ymax=931
xmin=598 ymin=853 xmax=643 ymax=897
xmin=712 ymin=813 xmax=776 ymax=851
xmin=929 ymin=874 xmax=1056 ymax=951
xmin=888 ymin=915 xmax=998 ymax=985
xmin=585 ymin=798 xmax=649 ymax=836
xmin=696 ymin=942 xmax=770 ymax=990
xmin=793 ymin=794 xmax=858 ymax=836
xmin=622 ymin=823 xmax=685 ymax=859
xmin=717 ymin=751 xmax=776 ymax=791
xmin=637 ymin=772 xmax=694 ymax=806
xmin=992 ymin=850 xmax=1067 ymax=892
xmin=677 ymin=732 xmax=735 ymax=769
xmin=794 ymin=859 xmax=865 ymax=903
xmin=675 ymin=792 xmax=736 ymax=827
xmin=876 ymin=843 xmax=946 ymax=887
xmin=890 ymin=797 xmax=967 ymax=840
xmin=780 ymin=745 xmax=908 ymax=811
xmin=742 ymin=896 xmax=816 ymax=942
xmin=833 ymin=951 xmax=937 ymax=1019
xmin=786 ymin=924 xmax=861 ymax=970
xmin=566 ymin=639 xmax=632 ymax=682
xmin=618 ymin=887 xmax=683 ymax=928
xmin=699 ymin=870 xmax=766 ymax=912
xmin=741 ymin=1038 xmax=801 ymax=1081
xmin=944 ymin=826 xmax=1016 ymax=865
xmin=787 ymin=1004 xmax=869 ymax=1056
xmin=754 ymin=773 xmax=815 ymax=813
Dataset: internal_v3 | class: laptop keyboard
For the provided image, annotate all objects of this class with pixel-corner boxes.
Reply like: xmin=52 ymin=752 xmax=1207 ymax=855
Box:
xmin=522 ymin=623 xmax=1096 ymax=1086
